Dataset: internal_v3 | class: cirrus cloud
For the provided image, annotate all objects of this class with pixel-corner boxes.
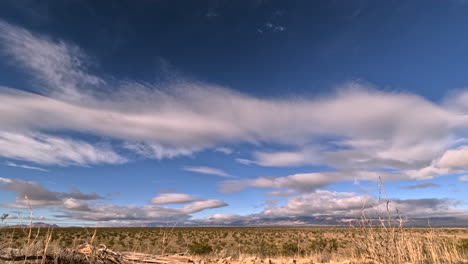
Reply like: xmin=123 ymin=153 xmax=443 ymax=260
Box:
xmin=183 ymin=166 xmax=232 ymax=178
xmin=150 ymin=193 xmax=200 ymax=204
xmin=2 ymin=19 xmax=468 ymax=187
xmin=0 ymin=131 xmax=126 ymax=166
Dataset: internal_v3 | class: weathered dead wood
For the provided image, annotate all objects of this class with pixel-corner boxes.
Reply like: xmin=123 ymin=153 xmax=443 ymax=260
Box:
xmin=0 ymin=244 xmax=193 ymax=264
xmin=0 ymin=255 xmax=55 ymax=261
xmin=122 ymin=252 xmax=193 ymax=264
xmin=0 ymin=252 xmax=88 ymax=264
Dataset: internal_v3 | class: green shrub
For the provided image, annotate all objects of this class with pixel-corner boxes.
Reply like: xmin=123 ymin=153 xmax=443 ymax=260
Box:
xmin=189 ymin=240 xmax=213 ymax=255
xmin=309 ymin=238 xmax=339 ymax=253
xmin=281 ymin=242 xmax=303 ymax=256
xmin=459 ymin=239 xmax=468 ymax=252
xmin=256 ymin=240 xmax=278 ymax=257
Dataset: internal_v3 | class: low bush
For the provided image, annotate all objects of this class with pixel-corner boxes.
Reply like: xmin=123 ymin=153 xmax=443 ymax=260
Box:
xmin=188 ymin=240 xmax=213 ymax=255
xmin=281 ymin=241 xmax=304 ymax=256
xmin=309 ymin=237 xmax=339 ymax=254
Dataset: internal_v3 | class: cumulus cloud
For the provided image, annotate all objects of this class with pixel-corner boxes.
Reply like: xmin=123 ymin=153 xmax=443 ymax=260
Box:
xmin=0 ymin=177 xmax=57 ymax=203
xmin=0 ymin=177 xmax=102 ymax=209
xmin=436 ymin=146 xmax=468 ymax=170
xmin=405 ymin=145 xmax=468 ymax=180
xmin=388 ymin=198 xmax=464 ymax=218
xmin=2 ymin=177 xmax=464 ymax=226
xmin=66 ymin=188 xmax=103 ymax=200
xmin=261 ymin=190 xmax=374 ymax=218
xmin=0 ymin=177 xmax=227 ymax=223
xmin=183 ymin=166 xmax=232 ymax=178
xmin=62 ymin=198 xmax=91 ymax=211
xmin=201 ymin=190 xmax=468 ymax=226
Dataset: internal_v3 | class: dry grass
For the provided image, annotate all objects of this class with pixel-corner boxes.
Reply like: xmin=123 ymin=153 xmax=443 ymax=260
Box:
xmin=351 ymin=208 xmax=466 ymax=263
xmin=349 ymin=179 xmax=467 ymax=264
xmin=1 ymin=225 xmax=466 ymax=263
xmin=1 ymin=185 xmax=467 ymax=263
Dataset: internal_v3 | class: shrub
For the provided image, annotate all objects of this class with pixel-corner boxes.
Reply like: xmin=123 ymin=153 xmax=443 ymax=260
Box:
xmin=188 ymin=240 xmax=213 ymax=255
xmin=256 ymin=240 xmax=278 ymax=257
xmin=309 ymin=237 xmax=339 ymax=253
xmin=281 ymin=242 xmax=303 ymax=256
xmin=459 ymin=239 xmax=468 ymax=255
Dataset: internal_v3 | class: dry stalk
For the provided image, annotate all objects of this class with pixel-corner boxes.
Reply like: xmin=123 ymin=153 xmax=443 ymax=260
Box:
xmin=350 ymin=178 xmax=466 ymax=264
xmin=40 ymin=228 xmax=52 ymax=264
xmin=160 ymin=222 xmax=177 ymax=255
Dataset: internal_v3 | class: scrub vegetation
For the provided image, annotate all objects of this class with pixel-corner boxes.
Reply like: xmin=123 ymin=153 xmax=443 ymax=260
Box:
xmin=0 ymin=225 xmax=467 ymax=263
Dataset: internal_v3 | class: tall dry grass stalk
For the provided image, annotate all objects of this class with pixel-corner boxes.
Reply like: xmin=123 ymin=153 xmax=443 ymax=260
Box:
xmin=350 ymin=178 xmax=465 ymax=264
xmin=0 ymin=197 xmax=89 ymax=264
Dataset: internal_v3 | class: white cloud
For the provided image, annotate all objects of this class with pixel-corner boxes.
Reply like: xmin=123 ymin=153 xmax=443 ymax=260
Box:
xmin=459 ymin=175 xmax=468 ymax=182
xmin=206 ymin=213 xmax=243 ymax=221
xmin=2 ymin=19 xmax=468 ymax=183
xmin=0 ymin=177 xmax=102 ymax=209
xmin=62 ymin=198 xmax=91 ymax=211
xmin=182 ymin=199 xmax=227 ymax=214
xmin=436 ymin=146 xmax=468 ymax=170
xmin=63 ymin=199 xmax=228 ymax=222
xmin=247 ymin=149 xmax=318 ymax=167
xmin=254 ymin=151 xmax=308 ymax=167
xmin=201 ymin=190 xmax=468 ymax=226
xmin=405 ymin=145 xmax=468 ymax=180
xmin=263 ymin=190 xmax=295 ymax=197
xmin=183 ymin=166 xmax=232 ymax=178
xmin=4 ymin=161 xmax=48 ymax=172
xmin=123 ymin=142 xmax=198 ymax=160
xmin=220 ymin=170 xmax=405 ymax=193
xmin=2 ymin=177 xmax=464 ymax=226
xmin=264 ymin=191 xmax=467 ymax=219
xmin=261 ymin=190 xmax=374 ymax=217
xmin=0 ymin=177 xmax=228 ymax=223
xmin=236 ymin=158 xmax=256 ymax=165
xmin=0 ymin=20 xmax=103 ymax=100
xmin=262 ymin=22 xmax=286 ymax=33
xmin=0 ymin=132 xmax=126 ymax=166
xmin=215 ymin=147 xmax=233 ymax=154
xmin=150 ymin=193 xmax=200 ymax=204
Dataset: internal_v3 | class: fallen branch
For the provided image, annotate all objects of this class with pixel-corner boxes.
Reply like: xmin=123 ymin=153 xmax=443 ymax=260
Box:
xmin=0 ymin=244 xmax=194 ymax=264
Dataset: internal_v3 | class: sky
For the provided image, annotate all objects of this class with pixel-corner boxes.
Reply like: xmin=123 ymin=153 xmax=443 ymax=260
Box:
xmin=0 ymin=0 xmax=468 ymax=227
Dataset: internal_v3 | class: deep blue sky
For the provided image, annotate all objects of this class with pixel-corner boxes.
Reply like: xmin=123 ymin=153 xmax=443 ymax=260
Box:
xmin=0 ymin=0 xmax=467 ymax=227
xmin=3 ymin=0 xmax=468 ymax=98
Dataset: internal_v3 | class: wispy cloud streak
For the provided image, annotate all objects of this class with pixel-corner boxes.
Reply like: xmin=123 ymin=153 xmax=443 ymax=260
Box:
xmin=1 ymin=19 xmax=468 ymax=185
xmin=183 ymin=166 xmax=232 ymax=178
xmin=5 ymin=161 xmax=48 ymax=172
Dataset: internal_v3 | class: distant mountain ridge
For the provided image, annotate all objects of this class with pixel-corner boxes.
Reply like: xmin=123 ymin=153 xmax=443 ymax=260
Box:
xmin=3 ymin=222 xmax=59 ymax=228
